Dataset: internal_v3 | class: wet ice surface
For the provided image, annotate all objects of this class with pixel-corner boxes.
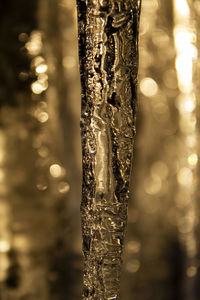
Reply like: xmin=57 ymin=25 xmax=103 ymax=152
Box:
xmin=77 ymin=1 xmax=141 ymax=298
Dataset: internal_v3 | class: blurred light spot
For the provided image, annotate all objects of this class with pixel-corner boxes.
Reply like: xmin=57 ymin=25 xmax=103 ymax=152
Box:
xmin=32 ymin=56 xmax=44 ymax=67
xmin=37 ymin=112 xmax=49 ymax=123
xmin=36 ymin=64 xmax=48 ymax=74
xmin=177 ymin=167 xmax=193 ymax=185
xmin=188 ymin=153 xmax=198 ymax=166
xmin=62 ymin=56 xmax=76 ymax=69
xmin=126 ymin=241 xmax=141 ymax=254
xmin=151 ymin=161 xmax=168 ymax=180
xmin=31 ymin=81 xmax=44 ymax=94
xmin=58 ymin=181 xmax=70 ymax=194
xmin=140 ymin=77 xmax=158 ymax=97
xmin=50 ymin=164 xmax=65 ymax=178
xmin=18 ymin=32 xmax=28 ymax=42
xmin=36 ymin=183 xmax=48 ymax=191
xmin=126 ymin=259 xmax=140 ymax=273
xmin=174 ymin=27 xmax=197 ymax=56
xmin=0 ymin=240 xmax=10 ymax=253
xmin=176 ymin=54 xmax=192 ymax=92
xmin=174 ymin=0 xmax=190 ymax=17
xmin=39 ymin=76 xmax=48 ymax=85
xmin=25 ymin=31 xmax=42 ymax=56
xmin=187 ymin=266 xmax=197 ymax=277
xmin=176 ymin=95 xmax=196 ymax=113
xmin=144 ymin=175 xmax=162 ymax=195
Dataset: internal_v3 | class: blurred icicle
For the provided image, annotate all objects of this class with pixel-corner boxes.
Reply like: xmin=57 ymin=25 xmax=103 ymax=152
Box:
xmin=173 ymin=0 xmax=199 ymax=299
xmin=76 ymin=1 xmax=141 ymax=299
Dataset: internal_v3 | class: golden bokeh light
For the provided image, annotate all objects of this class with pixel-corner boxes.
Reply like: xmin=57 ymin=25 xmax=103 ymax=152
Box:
xmin=25 ymin=31 xmax=42 ymax=56
xmin=36 ymin=63 xmax=48 ymax=74
xmin=126 ymin=259 xmax=141 ymax=273
xmin=174 ymin=0 xmax=190 ymax=17
xmin=49 ymin=164 xmax=65 ymax=178
xmin=0 ymin=240 xmax=10 ymax=253
xmin=58 ymin=181 xmax=70 ymax=194
xmin=37 ymin=111 xmax=49 ymax=123
xmin=177 ymin=167 xmax=193 ymax=186
xmin=62 ymin=55 xmax=76 ymax=69
xmin=31 ymin=81 xmax=45 ymax=94
xmin=187 ymin=153 xmax=198 ymax=166
xmin=140 ymin=77 xmax=158 ymax=97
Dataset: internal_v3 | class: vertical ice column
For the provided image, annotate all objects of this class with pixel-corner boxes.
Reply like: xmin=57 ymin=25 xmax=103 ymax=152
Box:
xmin=76 ymin=1 xmax=141 ymax=299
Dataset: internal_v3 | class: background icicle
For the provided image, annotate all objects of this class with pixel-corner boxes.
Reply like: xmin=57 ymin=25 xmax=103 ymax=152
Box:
xmin=76 ymin=1 xmax=141 ymax=299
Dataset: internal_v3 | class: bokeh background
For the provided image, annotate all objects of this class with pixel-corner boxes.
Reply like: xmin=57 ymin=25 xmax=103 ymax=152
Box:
xmin=0 ymin=0 xmax=199 ymax=299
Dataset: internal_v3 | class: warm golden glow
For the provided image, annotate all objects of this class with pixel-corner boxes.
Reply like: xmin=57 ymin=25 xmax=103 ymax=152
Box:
xmin=62 ymin=56 xmax=76 ymax=69
xmin=174 ymin=0 xmax=190 ymax=17
xmin=174 ymin=0 xmax=198 ymax=262
xmin=49 ymin=164 xmax=65 ymax=178
xmin=25 ymin=31 xmax=42 ymax=56
xmin=0 ymin=240 xmax=10 ymax=253
xmin=31 ymin=81 xmax=44 ymax=94
xmin=126 ymin=259 xmax=140 ymax=273
xmin=36 ymin=63 xmax=48 ymax=74
xmin=37 ymin=112 xmax=49 ymax=123
xmin=188 ymin=153 xmax=198 ymax=166
xmin=58 ymin=181 xmax=70 ymax=193
xmin=31 ymin=80 xmax=48 ymax=94
xmin=176 ymin=94 xmax=196 ymax=113
xmin=177 ymin=167 xmax=193 ymax=186
xmin=140 ymin=77 xmax=158 ymax=97
xmin=126 ymin=240 xmax=141 ymax=254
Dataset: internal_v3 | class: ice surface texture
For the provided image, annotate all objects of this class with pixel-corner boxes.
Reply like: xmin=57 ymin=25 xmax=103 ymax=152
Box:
xmin=76 ymin=1 xmax=141 ymax=299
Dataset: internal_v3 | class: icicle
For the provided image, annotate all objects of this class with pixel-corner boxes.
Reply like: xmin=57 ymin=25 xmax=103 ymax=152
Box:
xmin=76 ymin=0 xmax=141 ymax=299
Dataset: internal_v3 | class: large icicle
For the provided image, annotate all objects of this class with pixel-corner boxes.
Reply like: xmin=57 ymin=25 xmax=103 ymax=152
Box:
xmin=76 ymin=1 xmax=141 ymax=299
